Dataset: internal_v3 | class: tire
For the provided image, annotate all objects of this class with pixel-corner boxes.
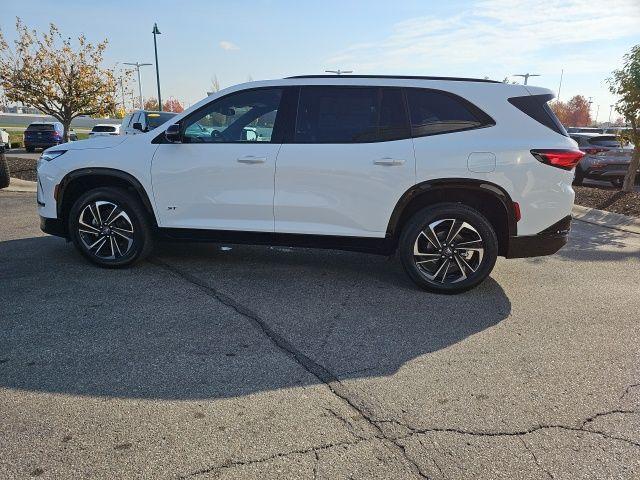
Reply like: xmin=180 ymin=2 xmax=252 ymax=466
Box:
xmin=25 ymin=146 xmax=35 ymax=153
xmin=611 ymin=178 xmax=623 ymax=189
xmin=398 ymin=203 xmax=498 ymax=294
xmin=0 ymin=149 xmax=9 ymax=189
xmin=68 ymin=187 xmax=154 ymax=268
xmin=573 ymin=168 xmax=584 ymax=186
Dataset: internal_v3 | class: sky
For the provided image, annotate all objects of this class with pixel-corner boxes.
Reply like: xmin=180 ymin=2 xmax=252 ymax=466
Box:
xmin=2 ymin=0 xmax=639 ymax=122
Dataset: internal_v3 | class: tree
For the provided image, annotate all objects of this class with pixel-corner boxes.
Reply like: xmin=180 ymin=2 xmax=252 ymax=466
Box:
xmin=550 ymin=95 xmax=592 ymax=127
xmin=163 ymin=98 xmax=183 ymax=113
xmin=209 ymin=75 xmax=220 ymax=94
xmin=0 ymin=19 xmax=119 ymax=141
xmin=143 ymin=97 xmax=183 ymax=112
xmin=608 ymin=44 xmax=640 ymax=192
xmin=144 ymin=98 xmax=159 ymax=110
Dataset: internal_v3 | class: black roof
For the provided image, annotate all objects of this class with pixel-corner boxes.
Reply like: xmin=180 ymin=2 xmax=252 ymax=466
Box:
xmin=286 ymin=75 xmax=500 ymax=83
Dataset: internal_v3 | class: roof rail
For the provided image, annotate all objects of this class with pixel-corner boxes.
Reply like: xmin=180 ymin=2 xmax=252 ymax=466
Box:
xmin=286 ymin=75 xmax=500 ymax=83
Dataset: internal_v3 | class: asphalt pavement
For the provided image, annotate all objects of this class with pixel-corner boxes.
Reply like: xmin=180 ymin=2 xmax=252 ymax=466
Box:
xmin=1 ymin=190 xmax=639 ymax=479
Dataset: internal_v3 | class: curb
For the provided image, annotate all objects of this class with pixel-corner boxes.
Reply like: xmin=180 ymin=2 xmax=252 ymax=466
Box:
xmin=572 ymin=204 xmax=640 ymax=235
xmin=3 ymin=177 xmax=37 ymax=193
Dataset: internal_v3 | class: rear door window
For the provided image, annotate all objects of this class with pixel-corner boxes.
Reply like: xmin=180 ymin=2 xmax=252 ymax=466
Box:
xmin=296 ymin=86 xmax=378 ymax=143
xmin=406 ymin=89 xmax=490 ymax=137
xmin=294 ymin=86 xmax=410 ymax=143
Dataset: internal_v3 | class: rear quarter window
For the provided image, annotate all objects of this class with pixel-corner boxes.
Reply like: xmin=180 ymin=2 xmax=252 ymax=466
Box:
xmin=405 ymin=88 xmax=494 ymax=137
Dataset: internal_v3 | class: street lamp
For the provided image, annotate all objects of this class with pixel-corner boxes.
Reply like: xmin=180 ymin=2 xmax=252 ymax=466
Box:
xmin=608 ymin=104 xmax=614 ymax=124
xmin=513 ymin=73 xmax=540 ymax=85
xmin=123 ymin=62 xmax=152 ymax=109
xmin=152 ymin=23 xmax=162 ymax=112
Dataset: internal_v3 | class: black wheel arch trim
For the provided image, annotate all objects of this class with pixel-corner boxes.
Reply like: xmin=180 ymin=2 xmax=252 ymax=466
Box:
xmin=56 ymin=167 xmax=156 ymax=224
xmin=386 ymin=178 xmax=517 ymax=238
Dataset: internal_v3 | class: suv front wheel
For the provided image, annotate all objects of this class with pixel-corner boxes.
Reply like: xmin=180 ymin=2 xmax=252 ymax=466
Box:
xmin=399 ymin=203 xmax=498 ymax=294
xmin=68 ymin=187 xmax=153 ymax=268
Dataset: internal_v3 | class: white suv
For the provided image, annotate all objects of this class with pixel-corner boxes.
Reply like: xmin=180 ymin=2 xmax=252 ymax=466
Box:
xmin=37 ymin=76 xmax=582 ymax=293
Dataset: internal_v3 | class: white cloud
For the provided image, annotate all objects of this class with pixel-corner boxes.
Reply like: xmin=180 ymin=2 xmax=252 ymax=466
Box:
xmin=219 ymin=40 xmax=239 ymax=51
xmin=326 ymin=0 xmax=640 ymax=76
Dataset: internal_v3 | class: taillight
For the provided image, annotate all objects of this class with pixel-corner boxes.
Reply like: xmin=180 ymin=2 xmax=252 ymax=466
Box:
xmin=530 ymin=149 xmax=584 ymax=170
xmin=513 ymin=202 xmax=521 ymax=222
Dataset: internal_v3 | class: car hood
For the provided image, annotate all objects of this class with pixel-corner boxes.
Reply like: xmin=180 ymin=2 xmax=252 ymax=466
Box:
xmin=47 ymin=136 xmax=128 ymax=152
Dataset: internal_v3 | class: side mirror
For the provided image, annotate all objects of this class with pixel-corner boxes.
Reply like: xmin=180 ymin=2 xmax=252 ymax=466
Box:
xmin=132 ymin=122 xmax=143 ymax=131
xmin=165 ymin=123 xmax=182 ymax=143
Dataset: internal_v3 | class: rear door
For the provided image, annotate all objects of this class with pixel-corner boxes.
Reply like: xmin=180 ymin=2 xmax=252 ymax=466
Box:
xmin=274 ymin=86 xmax=415 ymax=237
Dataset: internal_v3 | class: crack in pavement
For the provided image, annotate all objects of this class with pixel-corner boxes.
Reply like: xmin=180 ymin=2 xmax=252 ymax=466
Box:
xmin=620 ymin=383 xmax=640 ymax=401
xmin=373 ymin=409 xmax=640 ymax=449
xmin=518 ymin=437 xmax=554 ymax=479
xmin=177 ymin=437 xmax=364 ymax=479
xmin=153 ymin=259 xmax=429 ymax=479
xmin=153 ymin=259 xmax=639 ymax=479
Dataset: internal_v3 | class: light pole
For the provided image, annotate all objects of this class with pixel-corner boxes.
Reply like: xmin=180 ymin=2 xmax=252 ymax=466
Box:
xmin=152 ymin=23 xmax=162 ymax=111
xmin=595 ymin=104 xmax=600 ymax=125
xmin=608 ymin=104 xmax=614 ymax=124
xmin=118 ymin=76 xmax=126 ymax=111
xmin=124 ymin=62 xmax=152 ymax=109
xmin=513 ymin=73 xmax=540 ymax=85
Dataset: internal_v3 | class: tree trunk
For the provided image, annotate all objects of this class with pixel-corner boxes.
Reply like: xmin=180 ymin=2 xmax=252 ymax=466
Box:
xmin=622 ymin=125 xmax=639 ymax=193
xmin=62 ymin=120 xmax=72 ymax=143
xmin=0 ymin=144 xmax=10 ymax=189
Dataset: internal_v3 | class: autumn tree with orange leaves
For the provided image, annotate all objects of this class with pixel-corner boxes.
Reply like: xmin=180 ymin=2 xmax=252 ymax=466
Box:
xmin=551 ymin=95 xmax=592 ymax=127
xmin=144 ymin=97 xmax=184 ymax=113
xmin=0 ymin=19 xmax=121 ymax=141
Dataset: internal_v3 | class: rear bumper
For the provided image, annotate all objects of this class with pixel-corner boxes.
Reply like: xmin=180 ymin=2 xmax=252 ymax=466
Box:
xmin=506 ymin=215 xmax=571 ymax=259
xmin=40 ymin=216 xmax=67 ymax=238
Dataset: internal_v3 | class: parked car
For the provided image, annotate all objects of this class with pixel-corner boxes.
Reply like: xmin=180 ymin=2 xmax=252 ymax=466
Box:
xmin=24 ymin=122 xmax=77 ymax=152
xmin=566 ymin=127 xmax=605 ymax=134
xmin=120 ymin=110 xmax=176 ymax=135
xmin=37 ymin=75 xmax=581 ymax=293
xmin=89 ymin=124 xmax=120 ymax=137
xmin=0 ymin=128 xmax=9 ymax=148
xmin=570 ymin=133 xmax=636 ymax=187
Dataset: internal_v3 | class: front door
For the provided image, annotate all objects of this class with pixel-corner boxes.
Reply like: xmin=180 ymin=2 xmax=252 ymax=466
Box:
xmin=151 ymin=87 xmax=283 ymax=232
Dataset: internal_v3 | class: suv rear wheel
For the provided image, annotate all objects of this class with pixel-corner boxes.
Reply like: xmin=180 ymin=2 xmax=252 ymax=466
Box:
xmin=399 ymin=203 xmax=498 ymax=294
xmin=68 ymin=187 xmax=153 ymax=267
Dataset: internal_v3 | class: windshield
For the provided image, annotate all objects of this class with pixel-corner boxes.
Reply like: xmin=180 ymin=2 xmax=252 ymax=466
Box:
xmin=145 ymin=112 xmax=176 ymax=130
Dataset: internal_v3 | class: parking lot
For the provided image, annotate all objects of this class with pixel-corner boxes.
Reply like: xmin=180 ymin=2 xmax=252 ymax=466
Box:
xmin=1 ymin=190 xmax=639 ymax=479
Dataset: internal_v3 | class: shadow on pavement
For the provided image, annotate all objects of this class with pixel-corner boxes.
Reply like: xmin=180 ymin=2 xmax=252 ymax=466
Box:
xmin=1 ymin=236 xmax=511 ymax=400
xmin=554 ymin=219 xmax=640 ymax=263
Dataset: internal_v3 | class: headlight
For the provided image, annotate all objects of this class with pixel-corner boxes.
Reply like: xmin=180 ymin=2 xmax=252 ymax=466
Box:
xmin=40 ymin=150 xmax=67 ymax=162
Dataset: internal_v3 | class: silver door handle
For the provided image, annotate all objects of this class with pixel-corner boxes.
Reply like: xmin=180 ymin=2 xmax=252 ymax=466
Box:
xmin=237 ymin=156 xmax=266 ymax=164
xmin=374 ymin=158 xmax=405 ymax=166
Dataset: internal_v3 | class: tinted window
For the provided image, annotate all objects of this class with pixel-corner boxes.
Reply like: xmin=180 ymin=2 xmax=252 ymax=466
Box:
xmin=183 ymin=88 xmax=282 ymax=143
xmin=295 ymin=86 xmax=409 ymax=143
xmin=145 ymin=112 xmax=176 ymax=130
xmin=379 ymin=88 xmax=410 ymax=141
xmin=26 ymin=123 xmax=55 ymax=131
xmin=296 ymin=87 xmax=378 ymax=143
xmin=508 ymin=94 xmax=567 ymax=137
xmin=92 ymin=125 xmax=116 ymax=132
xmin=407 ymin=89 xmax=485 ymax=136
xmin=588 ymin=135 xmax=620 ymax=147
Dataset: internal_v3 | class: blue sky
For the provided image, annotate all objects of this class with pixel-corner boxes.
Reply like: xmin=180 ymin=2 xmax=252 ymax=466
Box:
xmin=3 ymin=0 xmax=639 ymax=121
